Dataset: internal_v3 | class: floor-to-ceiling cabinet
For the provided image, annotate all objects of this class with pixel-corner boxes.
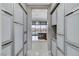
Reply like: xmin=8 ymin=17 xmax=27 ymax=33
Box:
xmin=50 ymin=3 xmax=79 ymax=56
xmin=64 ymin=3 xmax=79 ymax=56
xmin=0 ymin=3 xmax=28 ymax=56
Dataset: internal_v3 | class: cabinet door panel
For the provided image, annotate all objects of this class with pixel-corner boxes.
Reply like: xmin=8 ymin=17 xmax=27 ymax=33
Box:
xmin=14 ymin=23 xmax=23 ymax=55
xmin=66 ymin=44 xmax=79 ymax=56
xmin=65 ymin=10 xmax=79 ymax=45
xmin=57 ymin=35 xmax=64 ymax=52
xmin=14 ymin=4 xmax=23 ymax=24
xmin=2 ymin=11 xmax=13 ymax=42
xmin=57 ymin=4 xmax=64 ymax=34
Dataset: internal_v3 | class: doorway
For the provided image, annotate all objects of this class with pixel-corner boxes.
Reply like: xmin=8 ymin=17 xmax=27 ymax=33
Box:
xmin=31 ymin=9 xmax=49 ymax=56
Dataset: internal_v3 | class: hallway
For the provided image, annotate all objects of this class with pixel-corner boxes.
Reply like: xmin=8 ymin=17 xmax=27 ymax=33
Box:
xmin=0 ymin=3 xmax=79 ymax=56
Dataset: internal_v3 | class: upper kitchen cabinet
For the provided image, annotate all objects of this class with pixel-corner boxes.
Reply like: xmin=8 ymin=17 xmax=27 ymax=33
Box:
xmin=51 ymin=9 xmax=57 ymax=25
xmin=64 ymin=3 xmax=79 ymax=15
xmin=14 ymin=4 xmax=24 ymax=24
xmin=57 ymin=4 xmax=64 ymax=35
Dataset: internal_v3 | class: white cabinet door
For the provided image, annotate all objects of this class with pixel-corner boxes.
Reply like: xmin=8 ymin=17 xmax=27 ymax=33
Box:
xmin=52 ymin=9 xmax=57 ymax=25
xmin=14 ymin=4 xmax=23 ymax=24
xmin=57 ymin=49 xmax=64 ymax=56
xmin=1 ymin=11 xmax=13 ymax=42
xmin=2 ymin=43 xmax=12 ymax=56
xmin=57 ymin=35 xmax=64 ymax=52
xmin=52 ymin=40 xmax=57 ymax=56
xmin=14 ymin=23 xmax=23 ymax=55
xmin=66 ymin=44 xmax=79 ymax=56
xmin=65 ymin=3 xmax=79 ymax=15
xmin=65 ymin=10 xmax=79 ymax=45
xmin=57 ymin=4 xmax=64 ymax=34
xmin=1 ymin=3 xmax=13 ymax=14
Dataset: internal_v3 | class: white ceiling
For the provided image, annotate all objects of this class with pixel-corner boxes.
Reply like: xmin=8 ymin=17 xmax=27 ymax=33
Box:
xmin=26 ymin=3 xmax=51 ymax=9
xmin=27 ymin=3 xmax=50 ymax=6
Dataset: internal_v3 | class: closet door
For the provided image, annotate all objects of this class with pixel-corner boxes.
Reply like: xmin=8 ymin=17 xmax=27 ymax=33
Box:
xmin=56 ymin=4 xmax=65 ymax=56
xmin=57 ymin=4 xmax=64 ymax=35
xmin=14 ymin=23 xmax=23 ymax=55
xmin=65 ymin=10 xmax=79 ymax=45
xmin=14 ymin=4 xmax=24 ymax=55
xmin=2 ymin=10 xmax=13 ymax=43
xmin=1 ymin=3 xmax=14 ymax=56
xmin=65 ymin=4 xmax=79 ymax=56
